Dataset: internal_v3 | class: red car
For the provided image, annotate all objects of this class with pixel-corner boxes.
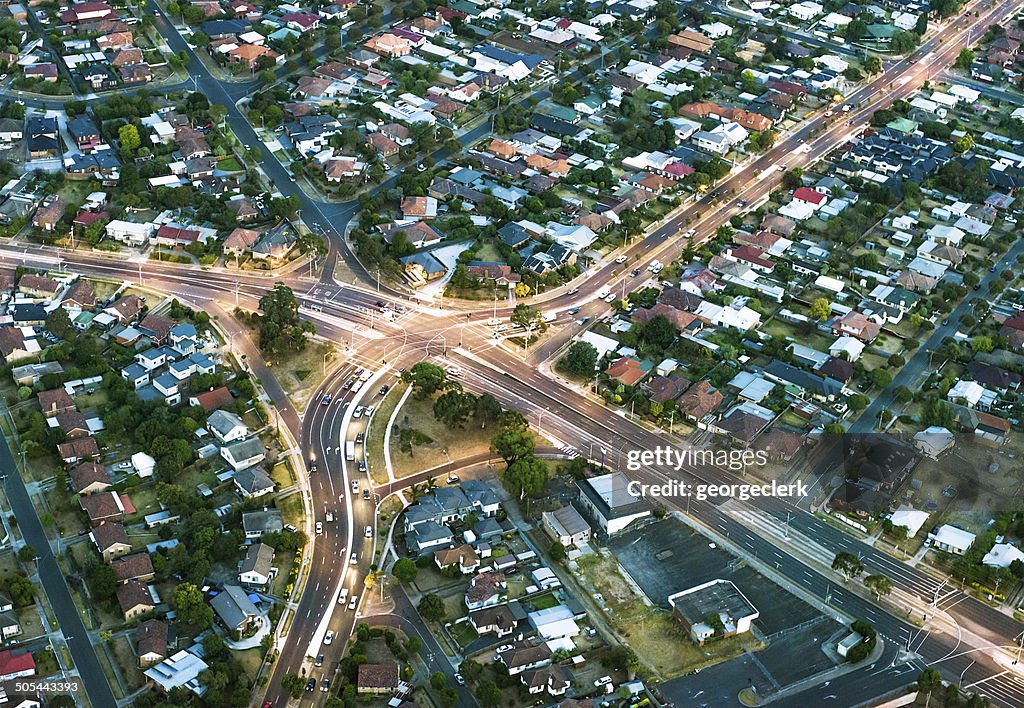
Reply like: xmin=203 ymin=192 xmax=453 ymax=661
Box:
xmin=263 ymin=702 xmax=273 ymax=708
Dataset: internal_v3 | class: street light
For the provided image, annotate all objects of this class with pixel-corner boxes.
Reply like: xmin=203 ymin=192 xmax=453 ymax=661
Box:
xmin=959 ymin=660 xmax=975 ymax=688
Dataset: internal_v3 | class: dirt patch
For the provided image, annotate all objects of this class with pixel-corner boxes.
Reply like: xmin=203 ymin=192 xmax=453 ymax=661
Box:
xmin=388 ymin=395 xmax=503 ymax=479
xmin=578 ymin=554 xmax=646 ymax=618
xmin=274 ymin=340 xmax=339 ymax=412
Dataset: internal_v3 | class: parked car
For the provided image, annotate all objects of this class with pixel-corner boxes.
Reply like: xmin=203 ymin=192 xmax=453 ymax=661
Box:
xmin=351 ymin=480 xmax=359 ymax=493
xmin=350 ymin=552 xmax=358 ymax=565
xmin=324 ymin=631 xmax=334 ymax=645
xmin=379 ymin=385 xmax=390 ymax=396
xmin=306 ymin=678 xmax=316 ymax=692
xmin=315 ymin=654 xmax=324 ymax=667
xmin=315 ymin=522 xmax=323 ymax=534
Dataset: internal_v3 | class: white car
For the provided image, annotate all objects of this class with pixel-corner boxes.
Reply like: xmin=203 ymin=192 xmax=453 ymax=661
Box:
xmin=603 ymin=292 xmax=617 ymax=303
xmin=351 ymin=480 xmax=359 ymax=493
xmin=350 ymin=552 xmax=357 ymax=565
xmin=614 ymin=255 xmax=627 ymax=264
xmin=566 ymin=288 xmax=579 ymax=295
xmin=348 ymin=595 xmax=358 ymax=611
xmin=315 ymin=522 xmax=323 ymax=534
xmin=337 ymin=588 xmax=349 ymax=605
xmin=325 ymin=511 xmax=334 ymax=523
xmin=594 ymin=676 xmax=612 ymax=687
xmin=324 ymin=631 xmax=334 ymax=645
xmin=496 ymin=644 xmax=514 ymax=653
xmin=446 ymin=367 xmax=463 ymax=378
xmin=352 ymin=406 xmax=364 ymax=419
xmin=684 ymin=229 xmax=696 ymax=238
xmin=364 ymin=406 xmax=375 ymax=418
xmin=365 ymin=525 xmax=373 ymax=538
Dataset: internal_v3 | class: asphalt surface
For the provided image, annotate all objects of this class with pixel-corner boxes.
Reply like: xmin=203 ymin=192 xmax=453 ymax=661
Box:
xmin=0 ymin=436 xmax=116 ymax=707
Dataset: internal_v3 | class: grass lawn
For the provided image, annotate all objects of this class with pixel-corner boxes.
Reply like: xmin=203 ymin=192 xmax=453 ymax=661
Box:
xmin=474 ymin=241 xmax=503 ymax=262
xmin=275 ymin=340 xmax=340 ymax=411
xmin=33 ymin=647 xmax=60 ymax=678
xmin=270 ymin=461 xmax=294 ymax=488
xmin=617 ymin=611 xmax=763 ymax=680
xmin=16 ymin=605 xmax=44 ymax=639
xmin=218 ymin=157 xmax=243 ymax=172
xmin=366 ymin=382 xmax=407 ymax=485
xmin=235 ymin=647 xmax=265 ymax=682
xmin=389 ymin=395 xmax=543 ymax=479
xmin=123 ymin=484 xmax=160 ymax=524
xmin=109 ymin=635 xmax=146 ymax=691
xmin=450 ymin=620 xmax=478 ymax=649
xmin=277 ymin=492 xmax=305 ymax=527
xmin=530 ymin=592 xmax=559 ymax=610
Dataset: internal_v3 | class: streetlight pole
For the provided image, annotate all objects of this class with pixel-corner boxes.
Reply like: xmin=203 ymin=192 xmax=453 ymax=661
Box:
xmin=959 ymin=660 xmax=975 ymax=689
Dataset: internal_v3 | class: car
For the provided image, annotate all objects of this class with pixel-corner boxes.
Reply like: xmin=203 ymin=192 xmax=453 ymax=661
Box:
xmin=577 ymin=317 xmax=590 ymax=325
xmin=244 ymin=144 xmax=251 ymax=150
xmin=321 ymin=394 xmax=332 ymax=406
xmin=942 ymin=319 xmax=950 ymax=326
xmin=569 ymin=307 xmax=580 ymax=315
xmin=348 ymin=595 xmax=358 ymax=610
xmin=355 ymin=432 xmax=365 ymax=443
xmin=338 ymin=588 xmax=349 ymax=604
xmin=374 ymin=301 xmax=386 ymax=309
xmin=325 ymin=511 xmax=334 ymax=522
xmin=446 ymin=367 xmax=463 ymax=377
xmin=324 ymin=631 xmax=334 ymax=645
xmin=358 ymin=460 xmax=367 ymax=472
xmin=379 ymin=385 xmax=390 ymax=396
xmin=309 ymin=462 xmax=318 ymax=473
xmin=0 ymin=74 xmax=6 ymax=81
xmin=990 ymin=265 xmax=997 ymax=272
xmin=631 ymin=268 xmax=641 ymax=277
xmin=315 ymin=654 xmax=324 ymax=667
xmin=496 ymin=644 xmax=514 ymax=653
xmin=263 ymin=702 xmax=273 ymax=708
xmin=737 ymin=199 xmax=747 ymax=207
xmin=306 ymin=678 xmax=316 ymax=692
xmin=315 ymin=521 xmax=323 ymax=534
xmin=350 ymin=552 xmax=358 ymax=565
xmin=566 ymin=288 xmax=579 ymax=295
xmin=364 ymin=406 xmax=375 ymax=417
xmin=351 ymin=480 xmax=359 ymax=493
xmin=352 ymin=406 xmax=364 ymax=419
xmin=394 ymin=305 xmax=407 ymax=314
xmin=284 ymin=524 xmax=297 ymax=532
xmin=343 ymin=378 xmax=354 ymax=390
xmin=824 ymin=110 xmax=833 ymax=117
xmin=974 ymin=283 xmax=981 ymax=290
xmin=363 ymin=489 xmax=371 ymax=500
xmin=603 ymin=293 xmax=617 ymax=303
xmin=614 ymin=255 xmax=627 ymax=264
xmin=684 ymin=229 xmax=696 ymax=238
xmin=455 ymin=673 xmax=465 ymax=685
xmin=321 ymin=678 xmax=330 ymax=693
xmin=365 ymin=525 xmax=373 ymax=538
xmin=594 ymin=676 xmax=613 ymax=687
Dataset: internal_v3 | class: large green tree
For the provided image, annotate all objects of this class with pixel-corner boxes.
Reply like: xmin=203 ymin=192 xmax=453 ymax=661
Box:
xmin=173 ymin=582 xmax=213 ymax=629
xmin=559 ymin=341 xmax=598 ymax=378
xmin=257 ymin=283 xmax=315 ymax=355
xmin=503 ymin=455 xmax=548 ymax=498
xmin=403 ymin=362 xmax=450 ymax=399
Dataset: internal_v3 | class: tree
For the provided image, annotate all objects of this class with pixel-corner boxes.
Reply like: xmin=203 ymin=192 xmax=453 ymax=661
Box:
xmin=257 ymin=283 xmax=315 ymax=355
xmin=118 ymin=124 xmax=141 ymax=152
xmin=473 ymin=394 xmax=502 ymax=429
xmin=914 ymin=12 xmax=928 ymax=35
xmin=782 ymin=168 xmax=804 ymax=190
xmin=893 ymin=386 xmax=914 ymax=403
xmin=16 ymin=545 xmax=35 ymax=563
xmin=510 ymin=303 xmax=546 ymax=337
xmin=971 ymin=335 xmax=994 ymax=353
xmin=832 ymin=551 xmax=865 ymax=581
xmin=173 ymin=582 xmax=214 ymax=629
xmin=503 ymin=455 xmax=548 ymax=498
xmin=848 ymin=394 xmax=869 ymax=411
xmin=864 ymin=56 xmax=883 ymax=75
xmin=430 ymin=671 xmax=447 ymax=690
xmin=433 ymin=389 xmax=476 ymax=427
xmin=954 ymin=48 xmax=975 ymax=69
xmin=282 ymin=672 xmax=306 ymax=699
xmin=549 ymin=541 xmax=567 ymax=561
xmin=417 ymin=592 xmax=445 ymax=623
xmin=917 ymin=668 xmax=944 ymax=708
xmin=45 ymin=308 xmax=76 ymax=341
xmin=559 ymin=341 xmax=598 ymax=378
xmin=954 ymin=133 xmax=974 ymax=154
xmin=864 ymin=574 xmax=892 ymax=600
xmin=402 ymin=362 xmax=449 ymax=399
xmin=475 ymin=681 xmax=502 ymax=708
xmin=491 ymin=426 xmax=536 ymax=466
xmin=810 ymin=298 xmax=831 ymax=321
xmin=392 ymin=557 xmax=418 ymax=583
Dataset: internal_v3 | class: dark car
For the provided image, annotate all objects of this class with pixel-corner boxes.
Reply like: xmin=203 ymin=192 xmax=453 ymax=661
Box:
xmin=355 ymin=432 xmax=365 ymax=443
xmin=309 ymin=462 xmax=318 ymax=473
xmin=315 ymin=654 xmax=324 ymax=667
xmin=631 ymin=268 xmax=641 ymax=277
xmin=306 ymin=678 xmax=316 ymax=692
xmin=379 ymin=385 xmax=390 ymax=396
xmin=363 ymin=489 xmax=371 ymax=500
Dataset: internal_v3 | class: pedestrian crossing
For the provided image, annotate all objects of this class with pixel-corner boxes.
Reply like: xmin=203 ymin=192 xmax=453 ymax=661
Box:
xmin=555 ymin=443 xmax=581 ymax=459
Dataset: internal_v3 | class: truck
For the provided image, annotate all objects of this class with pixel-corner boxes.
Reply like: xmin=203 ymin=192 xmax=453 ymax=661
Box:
xmin=345 ymin=441 xmax=355 ymax=461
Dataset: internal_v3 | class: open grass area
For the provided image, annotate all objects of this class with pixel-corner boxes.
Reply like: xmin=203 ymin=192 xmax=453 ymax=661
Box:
xmin=235 ymin=646 xmax=265 ymax=682
xmin=277 ymin=491 xmax=305 ymax=528
xmin=530 ymin=592 xmax=559 ymax=610
xmin=276 ymin=341 xmax=341 ymax=411
xmin=450 ymin=619 xmax=478 ymax=649
xmin=366 ymin=382 xmax=408 ymax=485
xmin=270 ymin=461 xmax=294 ymax=488
xmin=618 ymin=611 xmax=763 ymax=680
xmin=109 ymin=635 xmax=146 ymax=691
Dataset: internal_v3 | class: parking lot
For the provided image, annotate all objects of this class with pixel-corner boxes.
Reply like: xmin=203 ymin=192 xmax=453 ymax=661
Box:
xmin=611 ymin=518 xmax=843 ymax=692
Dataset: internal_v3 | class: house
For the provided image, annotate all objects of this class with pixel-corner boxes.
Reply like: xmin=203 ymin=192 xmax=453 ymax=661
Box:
xmin=223 ymin=227 xmax=261 ymax=257
xmin=221 ymin=437 xmax=266 ymax=471
xmin=367 ymin=132 xmax=400 ymax=157
xmin=106 ymin=295 xmax=145 ymax=323
xmin=144 ymin=649 xmax=209 ymax=696
xmin=401 ymin=196 xmax=438 ymax=220
xmin=12 ymin=361 xmax=64 ymax=386
xmin=678 ymin=380 xmax=723 ymax=422
xmin=91 ymin=521 xmax=132 ymax=561
xmin=112 ymin=553 xmax=155 ymax=584
xmin=469 ymin=602 xmax=527 ymax=638
xmin=983 ymin=543 xmax=1024 ymax=569
xmin=33 ymin=198 xmax=65 ymax=232
xmin=71 ymin=462 xmax=111 ymax=496
xmin=668 ymin=579 xmax=759 ymax=645
xmin=927 ymin=525 xmax=976 ymax=555
xmin=80 ymin=491 xmax=134 ymax=526
xmin=434 ymin=544 xmax=480 ymax=574
xmin=521 ymin=665 xmax=573 ymax=696
xmin=242 ymin=509 xmax=283 ymax=539
xmin=604 ymin=356 xmax=652 ymax=387
xmin=234 ymin=467 xmax=275 ymax=499
xmin=251 ymin=222 xmax=297 ymax=263
xmin=407 ymin=520 xmax=454 ymax=554
xmin=62 ymin=279 xmax=96 ymax=310
xmin=357 ymin=663 xmax=399 ymax=695
xmin=975 ymin=411 xmax=1011 ymax=446
xmin=116 ymin=580 xmax=155 ymax=621
xmin=207 ymin=409 xmax=249 ymax=443
xmin=210 ymin=585 xmax=260 ymax=635
xmin=542 ymin=505 xmax=591 ymax=546
xmin=323 ymin=158 xmax=363 ymax=182
xmin=239 ymin=542 xmax=275 ymax=587
xmin=400 ymin=252 xmax=447 ymax=287
xmin=136 ymin=619 xmax=170 ymax=667
xmin=577 ymin=472 xmax=653 ymax=536
xmin=832 ymin=311 xmax=881 ymax=342
xmin=465 ymin=571 xmax=506 ymax=610
xmin=38 ymin=388 xmax=75 ymax=417
xmin=502 ymin=643 xmax=552 ymax=676
xmin=0 ymin=327 xmax=39 ymax=363
xmin=27 ymin=116 xmax=60 ymax=159
xmin=190 ymin=386 xmax=233 ymax=412
xmin=0 ymin=650 xmax=34 ymax=683
xmin=58 ymin=437 xmax=100 ymax=466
